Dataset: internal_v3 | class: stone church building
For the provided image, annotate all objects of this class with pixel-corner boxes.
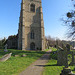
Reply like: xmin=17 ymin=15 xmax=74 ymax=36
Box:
xmin=7 ymin=0 xmax=45 ymax=50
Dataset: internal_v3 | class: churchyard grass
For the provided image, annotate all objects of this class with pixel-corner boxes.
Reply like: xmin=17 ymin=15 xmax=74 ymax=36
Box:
xmin=50 ymin=47 xmax=57 ymax=51
xmin=43 ymin=59 xmax=63 ymax=75
xmin=43 ymin=47 xmax=75 ymax=75
xmin=45 ymin=49 xmax=50 ymax=51
xmin=0 ymin=49 xmax=45 ymax=75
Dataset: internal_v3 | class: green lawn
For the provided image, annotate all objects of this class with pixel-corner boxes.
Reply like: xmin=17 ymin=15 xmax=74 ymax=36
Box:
xmin=0 ymin=49 xmax=46 ymax=75
xmin=43 ymin=59 xmax=63 ymax=75
xmin=43 ymin=48 xmax=75 ymax=75
xmin=43 ymin=59 xmax=75 ymax=75
xmin=45 ymin=49 xmax=50 ymax=51
xmin=50 ymin=47 xmax=57 ymax=51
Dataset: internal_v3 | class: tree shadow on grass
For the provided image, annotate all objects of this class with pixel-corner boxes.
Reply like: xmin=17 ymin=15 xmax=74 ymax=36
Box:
xmin=72 ymin=69 xmax=75 ymax=71
xmin=35 ymin=64 xmax=60 ymax=67
xmin=0 ymin=49 xmax=46 ymax=57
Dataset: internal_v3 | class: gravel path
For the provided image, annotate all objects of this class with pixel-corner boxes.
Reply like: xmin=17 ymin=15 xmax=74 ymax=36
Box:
xmin=19 ymin=50 xmax=52 ymax=75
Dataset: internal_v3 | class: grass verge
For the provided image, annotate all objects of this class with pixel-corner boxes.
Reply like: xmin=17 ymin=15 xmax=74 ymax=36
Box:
xmin=43 ymin=48 xmax=75 ymax=75
xmin=43 ymin=59 xmax=63 ymax=75
xmin=50 ymin=47 xmax=57 ymax=51
xmin=0 ymin=49 xmax=45 ymax=75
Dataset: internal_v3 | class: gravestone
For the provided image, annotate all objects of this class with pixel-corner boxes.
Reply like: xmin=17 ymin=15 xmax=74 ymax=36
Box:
xmin=70 ymin=52 xmax=75 ymax=65
xmin=57 ymin=49 xmax=66 ymax=66
xmin=57 ymin=44 xmax=71 ymax=66
xmin=15 ymin=55 xmax=19 ymax=57
xmin=4 ymin=44 xmax=8 ymax=52
xmin=0 ymin=53 xmax=12 ymax=62
xmin=60 ymin=44 xmax=75 ymax=75
xmin=57 ymin=46 xmax=68 ymax=67
xmin=21 ymin=54 xmax=27 ymax=57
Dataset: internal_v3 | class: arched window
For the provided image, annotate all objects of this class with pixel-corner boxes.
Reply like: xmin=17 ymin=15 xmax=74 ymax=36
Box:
xmin=30 ymin=4 xmax=35 ymax=12
xmin=30 ymin=30 xmax=35 ymax=39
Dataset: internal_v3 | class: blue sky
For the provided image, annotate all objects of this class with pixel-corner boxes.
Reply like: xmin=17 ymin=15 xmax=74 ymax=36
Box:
xmin=0 ymin=0 xmax=72 ymax=40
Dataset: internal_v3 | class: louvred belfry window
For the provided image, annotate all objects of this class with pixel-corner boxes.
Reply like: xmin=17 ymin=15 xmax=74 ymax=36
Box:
xmin=30 ymin=4 xmax=35 ymax=12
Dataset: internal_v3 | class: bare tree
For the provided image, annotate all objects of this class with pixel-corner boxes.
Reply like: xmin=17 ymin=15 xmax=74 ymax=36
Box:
xmin=46 ymin=35 xmax=56 ymax=47
xmin=63 ymin=0 xmax=75 ymax=39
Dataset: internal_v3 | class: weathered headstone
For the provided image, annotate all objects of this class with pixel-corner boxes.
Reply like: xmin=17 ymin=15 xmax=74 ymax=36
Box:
xmin=70 ymin=52 xmax=75 ymax=66
xmin=60 ymin=44 xmax=75 ymax=75
xmin=4 ymin=44 xmax=8 ymax=52
xmin=57 ymin=49 xmax=67 ymax=66
xmin=0 ymin=53 xmax=12 ymax=62
xmin=57 ymin=44 xmax=71 ymax=67
xmin=15 ymin=55 xmax=19 ymax=57
xmin=66 ymin=44 xmax=70 ymax=51
xmin=57 ymin=46 xmax=68 ymax=66
xmin=21 ymin=54 xmax=26 ymax=57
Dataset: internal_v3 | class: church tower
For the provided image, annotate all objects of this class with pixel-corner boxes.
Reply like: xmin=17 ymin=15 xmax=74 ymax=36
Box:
xmin=18 ymin=0 xmax=45 ymax=50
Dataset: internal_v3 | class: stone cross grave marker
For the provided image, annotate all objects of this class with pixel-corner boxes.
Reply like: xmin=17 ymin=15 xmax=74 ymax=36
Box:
xmin=4 ymin=44 xmax=8 ymax=52
xmin=60 ymin=44 xmax=75 ymax=75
